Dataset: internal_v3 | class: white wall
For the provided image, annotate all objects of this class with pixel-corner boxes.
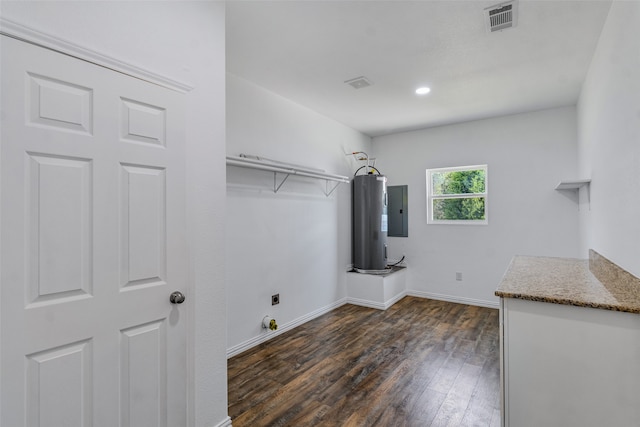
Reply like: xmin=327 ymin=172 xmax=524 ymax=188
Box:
xmin=2 ymin=2 xmax=229 ymax=426
xmin=578 ymin=1 xmax=640 ymax=279
xmin=373 ymin=107 xmax=580 ymax=306
xmin=226 ymin=74 xmax=370 ymax=354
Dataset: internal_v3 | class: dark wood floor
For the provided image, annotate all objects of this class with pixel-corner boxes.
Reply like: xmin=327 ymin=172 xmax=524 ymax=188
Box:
xmin=228 ymin=296 xmax=501 ymax=427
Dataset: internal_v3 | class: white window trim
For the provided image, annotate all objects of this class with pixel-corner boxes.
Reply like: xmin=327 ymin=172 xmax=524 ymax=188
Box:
xmin=426 ymin=164 xmax=488 ymax=225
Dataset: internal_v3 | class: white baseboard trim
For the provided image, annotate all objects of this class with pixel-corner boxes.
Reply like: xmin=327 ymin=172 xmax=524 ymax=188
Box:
xmin=227 ymin=292 xmax=498 ymax=358
xmin=226 ymin=298 xmax=348 ymax=358
xmin=346 ymin=290 xmax=407 ymax=311
xmin=384 ymin=290 xmax=409 ymax=308
xmin=407 ymin=290 xmax=499 ymax=309
xmin=211 ymin=416 xmax=232 ymax=427
xmin=346 ymin=297 xmax=386 ymax=310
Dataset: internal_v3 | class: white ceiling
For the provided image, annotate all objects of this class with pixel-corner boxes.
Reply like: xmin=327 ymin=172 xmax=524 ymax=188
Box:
xmin=226 ymin=1 xmax=612 ymax=137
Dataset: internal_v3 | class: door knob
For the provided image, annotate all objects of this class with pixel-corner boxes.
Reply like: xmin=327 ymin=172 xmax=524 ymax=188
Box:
xmin=170 ymin=291 xmax=186 ymax=304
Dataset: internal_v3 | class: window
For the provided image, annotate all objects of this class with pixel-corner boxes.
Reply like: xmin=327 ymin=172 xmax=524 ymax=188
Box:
xmin=426 ymin=164 xmax=488 ymax=225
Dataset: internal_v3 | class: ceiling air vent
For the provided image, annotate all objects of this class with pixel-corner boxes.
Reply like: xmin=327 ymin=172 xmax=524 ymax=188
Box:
xmin=344 ymin=76 xmax=373 ymax=89
xmin=485 ymin=1 xmax=518 ymax=33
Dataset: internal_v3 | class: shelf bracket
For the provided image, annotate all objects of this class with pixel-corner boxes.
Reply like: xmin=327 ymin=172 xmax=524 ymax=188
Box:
xmin=273 ymin=172 xmax=290 ymax=193
xmin=555 ymin=179 xmax=591 ymax=210
xmin=324 ymin=180 xmax=342 ymax=197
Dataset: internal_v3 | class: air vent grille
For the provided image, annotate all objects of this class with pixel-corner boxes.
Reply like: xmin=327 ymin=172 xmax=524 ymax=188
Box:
xmin=344 ymin=76 xmax=373 ymax=89
xmin=485 ymin=1 xmax=518 ymax=32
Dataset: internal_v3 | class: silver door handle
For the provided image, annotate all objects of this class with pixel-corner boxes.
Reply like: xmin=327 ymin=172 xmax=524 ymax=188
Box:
xmin=169 ymin=291 xmax=186 ymax=304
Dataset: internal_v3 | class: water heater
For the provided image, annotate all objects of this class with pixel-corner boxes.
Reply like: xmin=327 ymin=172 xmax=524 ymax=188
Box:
xmin=353 ymin=174 xmax=388 ymax=273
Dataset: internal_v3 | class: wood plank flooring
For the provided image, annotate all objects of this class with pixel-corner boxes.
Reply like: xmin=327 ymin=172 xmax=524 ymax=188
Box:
xmin=228 ymin=296 xmax=501 ymax=427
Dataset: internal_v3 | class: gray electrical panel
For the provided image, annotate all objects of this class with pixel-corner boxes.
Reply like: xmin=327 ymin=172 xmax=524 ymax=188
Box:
xmin=388 ymin=185 xmax=408 ymax=237
xmin=353 ymin=174 xmax=388 ymax=272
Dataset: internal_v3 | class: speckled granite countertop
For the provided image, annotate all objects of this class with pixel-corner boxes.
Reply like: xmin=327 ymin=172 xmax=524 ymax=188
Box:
xmin=495 ymin=255 xmax=640 ymax=314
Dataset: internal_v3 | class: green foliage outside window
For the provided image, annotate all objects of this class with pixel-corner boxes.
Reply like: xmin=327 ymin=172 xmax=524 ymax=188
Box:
xmin=432 ymin=169 xmax=485 ymax=195
xmin=429 ymin=167 xmax=486 ymax=222
xmin=433 ymin=197 xmax=485 ymax=221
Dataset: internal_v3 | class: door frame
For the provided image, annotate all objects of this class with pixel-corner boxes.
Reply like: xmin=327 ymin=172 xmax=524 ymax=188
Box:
xmin=0 ymin=17 xmax=197 ymax=426
xmin=0 ymin=17 xmax=193 ymax=94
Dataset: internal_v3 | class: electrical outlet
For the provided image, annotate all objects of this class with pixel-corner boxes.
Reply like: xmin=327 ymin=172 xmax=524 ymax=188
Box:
xmin=271 ymin=294 xmax=280 ymax=305
xmin=456 ymin=272 xmax=463 ymax=281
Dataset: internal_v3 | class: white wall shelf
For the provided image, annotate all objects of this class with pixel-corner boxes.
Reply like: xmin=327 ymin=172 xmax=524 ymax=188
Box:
xmin=554 ymin=179 xmax=591 ymax=190
xmin=555 ymin=179 xmax=591 ymax=208
xmin=226 ymin=155 xmax=350 ymax=196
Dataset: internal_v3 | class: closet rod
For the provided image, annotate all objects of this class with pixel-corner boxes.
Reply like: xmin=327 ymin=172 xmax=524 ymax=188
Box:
xmin=226 ymin=156 xmax=350 ymax=184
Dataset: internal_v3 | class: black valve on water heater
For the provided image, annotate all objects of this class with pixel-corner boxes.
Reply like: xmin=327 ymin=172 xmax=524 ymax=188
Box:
xmin=352 ymin=172 xmax=388 ymax=273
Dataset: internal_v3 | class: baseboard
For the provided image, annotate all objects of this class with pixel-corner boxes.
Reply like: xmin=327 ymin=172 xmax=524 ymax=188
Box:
xmin=407 ymin=290 xmax=499 ymax=309
xmin=227 ymin=292 xmax=498 ymax=358
xmin=346 ymin=297 xmax=387 ymax=310
xmin=384 ymin=290 xmax=408 ymax=308
xmin=346 ymin=290 xmax=407 ymax=311
xmin=211 ymin=416 xmax=232 ymax=427
xmin=226 ymin=298 xmax=348 ymax=358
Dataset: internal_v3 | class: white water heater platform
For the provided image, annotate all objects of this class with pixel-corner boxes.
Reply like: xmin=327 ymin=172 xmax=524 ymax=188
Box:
xmin=346 ymin=266 xmax=407 ymax=310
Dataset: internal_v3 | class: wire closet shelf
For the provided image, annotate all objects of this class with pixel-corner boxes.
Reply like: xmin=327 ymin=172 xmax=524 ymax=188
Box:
xmin=226 ymin=154 xmax=350 ymax=196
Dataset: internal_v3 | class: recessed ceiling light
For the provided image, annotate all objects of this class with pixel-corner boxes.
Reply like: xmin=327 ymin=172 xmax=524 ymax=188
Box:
xmin=415 ymin=87 xmax=431 ymax=95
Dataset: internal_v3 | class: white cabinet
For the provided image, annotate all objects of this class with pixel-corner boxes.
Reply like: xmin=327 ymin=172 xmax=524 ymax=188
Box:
xmin=499 ymin=297 xmax=640 ymax=427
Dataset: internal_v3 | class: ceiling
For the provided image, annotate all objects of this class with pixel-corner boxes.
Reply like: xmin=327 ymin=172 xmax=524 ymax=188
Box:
xmin=226 ymin=1 xmax=612 ymax=137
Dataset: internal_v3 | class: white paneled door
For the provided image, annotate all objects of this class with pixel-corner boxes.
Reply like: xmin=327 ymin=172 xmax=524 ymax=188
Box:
xmin=1 ymin=36 xmax=188 ymax=427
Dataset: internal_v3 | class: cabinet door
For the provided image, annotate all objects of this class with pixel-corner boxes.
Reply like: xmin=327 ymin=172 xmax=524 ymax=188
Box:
xmin=502 ymin=298 xmax=640 ymax=427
